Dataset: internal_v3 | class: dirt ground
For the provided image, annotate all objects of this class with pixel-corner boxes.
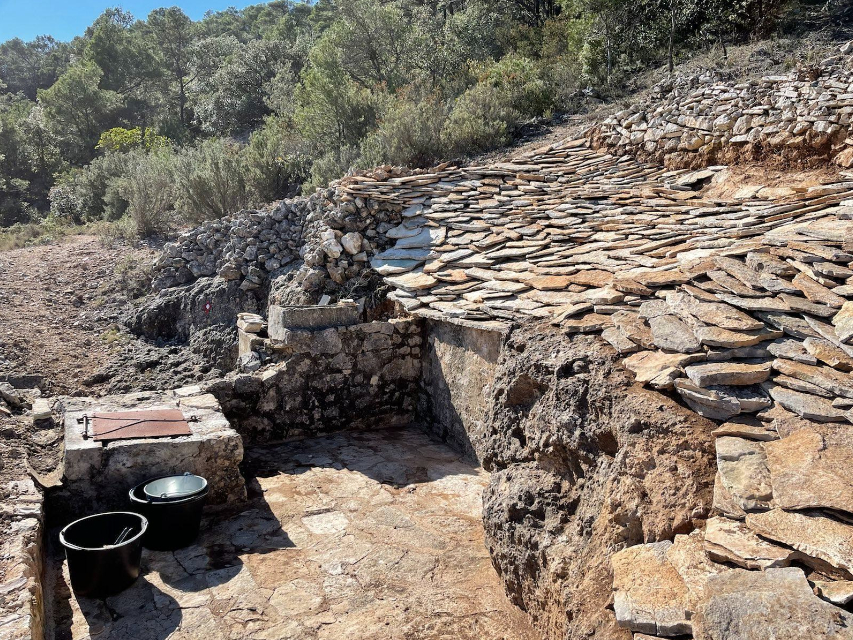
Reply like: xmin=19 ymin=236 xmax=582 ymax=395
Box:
xmin=0 ymin=235 xmax=157 ymax=396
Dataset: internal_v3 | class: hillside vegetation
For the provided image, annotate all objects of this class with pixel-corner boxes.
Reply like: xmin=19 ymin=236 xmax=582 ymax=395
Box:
xmin=0 ymin=0 xmax=850 ymax=238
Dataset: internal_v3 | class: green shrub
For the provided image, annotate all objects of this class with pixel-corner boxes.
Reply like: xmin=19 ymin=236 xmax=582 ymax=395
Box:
xmin=304 ymin=145 xmax=361 ymax=193
xmin=49 ymin=152 xmax=131 ymax=223
xmin=442 ymin=54 xmax=556 ymax=156
xmin=443 ymin=82 xmax=519 ymax=155
xmin=243 ymin=116 xmax=311 ymax=203
xmin=174 ymin=138 xmax=250 ymax=222
xmin=364 ymin=93 xmax=448 ymax=167
xmin=115 ymin=148 xmax=176 ymax=237
xmin=96 ymin=127 xmax=171 ymax=153
xmin=479 ymin=54 xmax=553 ymax=118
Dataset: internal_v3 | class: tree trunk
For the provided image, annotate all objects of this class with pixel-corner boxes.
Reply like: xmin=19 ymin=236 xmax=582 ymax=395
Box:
xmin=668 ymin=1 xmax=675 ymax=73
xmin=179 ymin=76 xmax=186 ymax=127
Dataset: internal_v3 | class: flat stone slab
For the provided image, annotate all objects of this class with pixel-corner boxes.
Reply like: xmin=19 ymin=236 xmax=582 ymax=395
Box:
xmin=48 ymin=428 xmax=537 ymax=640
xmin=715 ymin=437 xmax=773 ymax=511
xmin=611 ymin=541 xmax=692 ymax=636
xmin=694 ymin=567 xmax=853 ymax=640
xmin=765 ymin=425 xmax=853 ymax=514
xmin=57 ymin=389 xmax=246 ymax=520
xmin=269 ymin=301 xmax=360 ymax=336
xmin=746 ymin=509 xmax=853 ymax=579
xmin=684 ymin=362 xmax=771 ymax=387
xmin=703 ymin=516 xmax=795 ymax=570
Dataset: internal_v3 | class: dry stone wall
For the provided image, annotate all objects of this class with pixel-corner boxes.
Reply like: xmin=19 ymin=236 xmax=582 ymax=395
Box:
xmin=152 ymin=200 xmax=308 ymax=292
xmin=210 ymin=317 xmax=422 ymax=443
xmin=591 ymin=46 xmax=853 ymax=169
xmin=0 ymin=478 xmax=44 ymax=640
xmin=151 ymin=182 xmax=413 ymax=305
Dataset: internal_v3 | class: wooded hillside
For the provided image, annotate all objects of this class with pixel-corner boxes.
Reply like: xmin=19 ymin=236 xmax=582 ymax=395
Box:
xmin=0 ymin=0 xmax=849 ymax=234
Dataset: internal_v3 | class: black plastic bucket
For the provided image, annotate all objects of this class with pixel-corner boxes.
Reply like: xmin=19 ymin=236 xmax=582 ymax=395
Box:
xmin=59 ymin=512 xmax=147 ymax=598
xmin=129 ymin=475 xmax=208 ymax=551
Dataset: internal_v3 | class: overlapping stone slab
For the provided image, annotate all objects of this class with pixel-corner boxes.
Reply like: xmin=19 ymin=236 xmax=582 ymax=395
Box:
xmin=337 ymin=138 xmax=853 ymax=633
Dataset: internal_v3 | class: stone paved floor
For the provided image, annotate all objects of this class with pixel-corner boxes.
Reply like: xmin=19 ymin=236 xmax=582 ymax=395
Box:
xmin=48 ymin=427 xmax=538 ymax=640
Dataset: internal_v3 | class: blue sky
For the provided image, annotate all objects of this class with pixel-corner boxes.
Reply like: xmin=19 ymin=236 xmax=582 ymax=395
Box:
xmin=0 ymin=1 xmax=265 ymax=42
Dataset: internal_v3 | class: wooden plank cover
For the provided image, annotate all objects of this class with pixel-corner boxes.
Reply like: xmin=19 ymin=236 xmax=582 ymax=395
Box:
xmin=91 ymin=409 xmax=191 ymax=441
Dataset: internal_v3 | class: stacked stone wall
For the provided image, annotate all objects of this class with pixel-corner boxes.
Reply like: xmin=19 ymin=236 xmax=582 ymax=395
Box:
xmin=151 ymin=182 xmax=412 ymax=304
xmin=0 ymin=478 xmax=44 ymax=640
xmin=210 ymin=317 xmax=423 ymax=443
xmin=152 ymin=200 xmax=308 ymax=291
xmin=591 ymin=52 xmax=853 ymax=168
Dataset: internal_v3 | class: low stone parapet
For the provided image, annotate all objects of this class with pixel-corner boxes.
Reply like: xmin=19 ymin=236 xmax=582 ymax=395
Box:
xmin=268 ymin=300 xmax=360 ymax=336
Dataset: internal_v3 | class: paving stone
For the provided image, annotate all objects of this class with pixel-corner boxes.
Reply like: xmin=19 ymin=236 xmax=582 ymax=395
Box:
xmin=792 ymin=273 xmax=847 ymax=308
xmin=624 ymin=351 xmax=699 ymax=389
xmin=394 ymin=226 xmax=447 ymax=249
xmin=665 ymin=292 xmax=765 ymax=330
xmin=674 ymin=380 xmax=742 ymax=421
xmin=694 ymin=325 xmax=782 ymax=348
xmin=772 ymin=374 xmax=834 ymax=398
xmin=746 ymin=509 xmax=853 ymax=579
xmin=771 ymin=358 xmax=853 ymax=399
xmin=527 ymin=275 xmax=574 ymax=290
xmin=611 ymin=541 xmax=692 ymax=636
xmin=694 ymin=568 xmax=853 ymax=640
xmin=383 ymin=270 xmax=439 ymax=292
xmin=714 ymin=436 xmax=773 ymax=511
xmin=767 ymin=385 xmax=849 ymax=422
xmin=370 ymin=258 xmax=426 ymax=275
xmin=601 ymin=327 xmax=640 ymax=354
xmin=53 ymin=428 xmax=539 ymax=640
xmin=721 ymin=384 xmax=772 ymax=413
xmin=767 ymin=339 xmax=818 ymax=364
xmin=765 ymin=425 xmax=853 ymax=514
xmin=649 ymin=315 xmax=702 ymax=353
xmin=685 ymin=362 xmax=771 ymax=387
xmin=832 ymin=301 xmax=853 ymax=343
xmin=665 ymin=531 xmax=728 ymax=610
xmin=703 ymin=516 xmax=795 ymax=570
xmin=611 ymin=311 xmax=656 ymax=349
xmin=803 ymin=337 xmax=853 ymax=371
xmin=561 ymin=313 xmax=613 ymax=333
xmin=712 ymin=470 xmax=747 ymax=521
xmin=756 ymin=312 xmax=820 ymax=339
xmin=712 ymin=416 xmax=778 ymax=441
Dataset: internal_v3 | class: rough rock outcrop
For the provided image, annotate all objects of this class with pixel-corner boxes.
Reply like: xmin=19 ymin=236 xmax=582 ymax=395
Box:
xmin=479 ymin=327 xmax=716 ymax=640
xmin=127 ymin=274 xmax=263 ymax=370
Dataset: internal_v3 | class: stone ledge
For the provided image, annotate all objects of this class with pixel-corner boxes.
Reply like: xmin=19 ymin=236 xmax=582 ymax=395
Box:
xmin=268 ymin=301 xmax=359 ymax=337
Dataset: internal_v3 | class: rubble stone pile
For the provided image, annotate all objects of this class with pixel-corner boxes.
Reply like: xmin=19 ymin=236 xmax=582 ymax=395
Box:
xmin=591 ymin=44 xmax=853 ymax=169
xmin=151 ymin=170 xmax=422 ymax=299
xmin=152 ymin=199 xmax=310 ymax=291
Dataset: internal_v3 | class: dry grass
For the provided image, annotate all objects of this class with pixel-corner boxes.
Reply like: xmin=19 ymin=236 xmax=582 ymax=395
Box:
xmin=0 ymin=218 xmax=143 ymax=252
